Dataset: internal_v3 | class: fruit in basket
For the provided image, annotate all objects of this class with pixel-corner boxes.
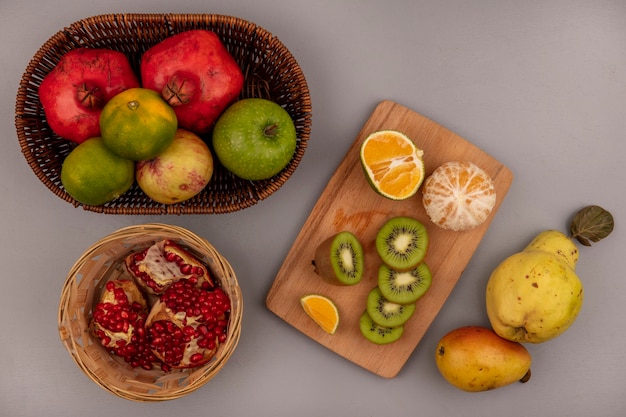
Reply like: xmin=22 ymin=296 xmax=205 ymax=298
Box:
xmin=422 ymin=161 xmax=496 ymax=231
xmin=60 ymin=137 xmax=134 ymax=206
xmin=212 ymin=98 xmax=297 ymax=180
xmin=486 ymin=206 xmax=614 ymax=343
xmin=435 ymin=326 xmax=532 ymax=392
xmin=140 ymin=29 xmax=244 ymax=134
xmin=91 ymin=280 xmax=160 ymax=370
xmin=375 ymin=216 xmax=429 ymax=271
xmin=39 ymin=48 xmax=140 ymax=144
xmin=136 ymin=129 xmax=214 ymax=204
xmin=366 ymin=286 xmax=416 ymax=327
xmin=378 ymin=262 xmax=432 ymax=305
xmin=146 ymin=280 xmax=231 ymax=369
xmin=313 ymin=231 xmax=364 ymax=286
xmin=359 ymin=310 xmax=404 ymax=344
xmin=124 ymin=240 xmax=214 ymax=295
xmin=360 ymin=130 xmax=425 ymax=200
xmin=100 ymin=88 xmax=178 ymax=161
xmin=300 ymin=294 xmax=340 ymax=335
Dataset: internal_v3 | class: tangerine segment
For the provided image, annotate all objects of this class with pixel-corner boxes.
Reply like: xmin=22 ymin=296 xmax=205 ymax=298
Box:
xmin=300 ymin=294 xmax=340 ymax=335
xmin=360 ymin=130 xmax=425 ymax=200
xmin=422 ymin=161 xmax=496 ymax=231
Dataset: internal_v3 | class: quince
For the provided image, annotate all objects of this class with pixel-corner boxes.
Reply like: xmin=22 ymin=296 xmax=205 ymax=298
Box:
xmin=485 ymin=230 xmax=583 ymax=343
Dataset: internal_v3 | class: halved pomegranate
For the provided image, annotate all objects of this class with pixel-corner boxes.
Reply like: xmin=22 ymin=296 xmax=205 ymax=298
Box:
xmin=91 ymin=279 xmax=160 ymax=370
xmin=124 ymin=240 xmax=215 ymax=295
xmin=145 ymin=279 xmax=231 ymax=369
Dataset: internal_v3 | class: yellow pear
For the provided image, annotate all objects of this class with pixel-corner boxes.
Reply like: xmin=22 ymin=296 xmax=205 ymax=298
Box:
xmin=486 ymin=230 xmax=583 ymax=343
xmin=435 ymin=326 xmax=531 ymax=392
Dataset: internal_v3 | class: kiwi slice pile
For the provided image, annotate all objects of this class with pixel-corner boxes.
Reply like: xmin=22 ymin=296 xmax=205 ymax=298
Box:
xmin=313 ymin=231 xmax=364 ymax=286
xmin=360 ymin=216 xmax=432 ymax=345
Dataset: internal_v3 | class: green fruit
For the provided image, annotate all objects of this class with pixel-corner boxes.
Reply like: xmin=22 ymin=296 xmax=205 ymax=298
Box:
xmin=313 ymin=231 xmax=364 ymax=286
xmin=375 ymin=216 xmax=429 ymax=271
xmin=435 ymin=326 xmax=532 ymax=392
xmin=359 ymin=310 xmax=404 ymax=345
xmin=366 ymin=287 xmax=416 ymax=327
xmin=100 ymin=88 xmax=177 ymax=161
xmin=61 ymin=137 xmax=134 ymax=206
xmin=212 ymin=98 xmax=297 ymax=180
xmin=486 ymin=230 xmax=583 ymax=343
xmin=378 ymin=262 xmax=432 ymax=305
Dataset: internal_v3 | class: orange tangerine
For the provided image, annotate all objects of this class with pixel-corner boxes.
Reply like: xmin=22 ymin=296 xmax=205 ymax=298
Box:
xmin=360 ymin=130 xmax=425 ymax=200
xmin=100 ymin=88 xmax=177 ymax=161
xmin=422 ymin=161 xmax=496 ymax=231
xmin=300 ymin=294 xmax=340 ymax=335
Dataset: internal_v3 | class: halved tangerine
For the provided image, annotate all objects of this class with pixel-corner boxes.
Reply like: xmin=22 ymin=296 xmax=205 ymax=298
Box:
xmin=422 ymin=161 xmax=496 ymax=231
xmin=300 ymin=294 xmax=340 ymax=335
xmin=360 ymin=130 xmax=425 ymax=200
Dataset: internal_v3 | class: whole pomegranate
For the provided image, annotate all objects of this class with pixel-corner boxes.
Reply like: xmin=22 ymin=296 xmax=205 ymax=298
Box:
xmin=91 ymin=280 xmax=160 ymax=370
xmin=146 ymin=280 xmax=231 ymax=370
xmin=140 ymin=30 xmax=244 ymax=134
xmin=39 ymin=48 xmax=140 ymax=144
xmin=124 ymin=240 xmax=214 ymax=295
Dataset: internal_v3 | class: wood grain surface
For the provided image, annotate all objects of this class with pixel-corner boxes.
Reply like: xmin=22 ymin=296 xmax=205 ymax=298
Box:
xmin=265 ymin=100 xmax=514 ymax=378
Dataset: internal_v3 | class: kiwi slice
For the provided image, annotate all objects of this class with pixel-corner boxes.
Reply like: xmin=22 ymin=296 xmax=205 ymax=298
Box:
xmin=375 ymin=216 xmax=429 ymax=271
xmin=359 ymin=310 xmax=404 ymax=345
xmin=366 ymin=287 xmax=416 ymax=327
xmin=378 ymin=262 xmax=432 ymax=304
xmin=313 ymin=231 xmax=364 ymax=285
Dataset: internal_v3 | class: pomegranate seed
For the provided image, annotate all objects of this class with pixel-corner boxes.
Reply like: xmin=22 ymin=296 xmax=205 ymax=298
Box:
xmin=190 ymin=353 xmax=204 ymax=363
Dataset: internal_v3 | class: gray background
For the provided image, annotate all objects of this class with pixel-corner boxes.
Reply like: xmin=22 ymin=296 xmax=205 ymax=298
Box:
xmin=2 ymin=1 xmax=625 ymax=416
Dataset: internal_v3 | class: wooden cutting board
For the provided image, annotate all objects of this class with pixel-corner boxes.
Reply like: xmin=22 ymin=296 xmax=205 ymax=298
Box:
xmin=265 ymin=100 xmax=514 ymax=378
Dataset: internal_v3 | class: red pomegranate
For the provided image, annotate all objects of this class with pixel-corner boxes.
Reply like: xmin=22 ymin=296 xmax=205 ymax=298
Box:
xmin=140 ymin=30 xmax=244 ymax=134
xmin=146 ymin=280 xmax=231 ymax=370
xmin=124 ymin=240 xmax=214 ymax=295
xmin=39 ymin=48 xmax=140 ymax=144
xmin=91 ymin=279 xmax=160 ymax=370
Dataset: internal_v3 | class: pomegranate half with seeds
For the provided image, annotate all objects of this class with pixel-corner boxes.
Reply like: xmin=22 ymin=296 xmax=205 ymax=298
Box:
xmin=146 ymin=279 xmax=231 ymax=369
xmin=91 ymin=279 xmax=160 ymax=370
xmin=124 ymin=240 xmax=215 ymax=295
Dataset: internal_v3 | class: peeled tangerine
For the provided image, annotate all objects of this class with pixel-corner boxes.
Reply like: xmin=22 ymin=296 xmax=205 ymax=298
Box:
xmin=486 ymin=230 xmax=582 ymax=344
xmin=436 ymin=326 xmax=531 ymax=392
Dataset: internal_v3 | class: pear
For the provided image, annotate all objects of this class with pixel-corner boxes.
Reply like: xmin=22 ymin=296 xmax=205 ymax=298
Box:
xmin=435 ymin=326 xmax=531 ymax=392
xmin=486 ymin=230 xmax=583 ymax=343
